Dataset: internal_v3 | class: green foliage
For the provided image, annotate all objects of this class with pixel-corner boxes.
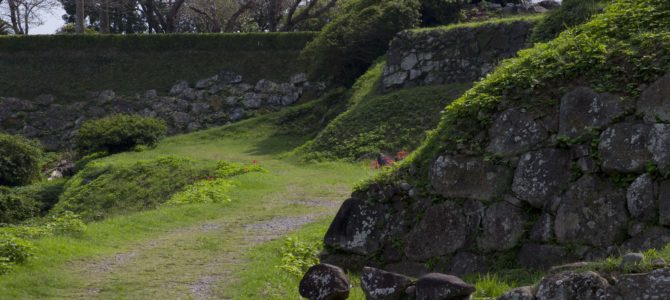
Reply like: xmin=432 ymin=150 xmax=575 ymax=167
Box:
xmin=215 ymin=161 xmax=268 ymax=178
xmin=0 ymin=133 xmax=42 ymax=187
xmin=46 ymin=211 xmax=86 ymax=236
xmin=300 ymin=0 xmax=421 ymax=85
xmin=164 ymin=179 xmax=234 ymax=206
xmin=0 ymin=234 xmax=34 ymax=264
xmin=531 ymin=0 xmax=606 ymax=42
xmin=0 ymin=188 xmax=40 ymax=224
xmin=12 ymin=180 xmax=67 ymax=215
xmin=302 ymin=62 xmax=470 ymax=161
xmin=0 ymin=33 xmax=314 ymax=100
xmin=53 ymin=156 xmax=211 ymax=221
xmin=56 ymin=23 xmax=98 ymax=35
xmin=75 ymin=114 xmax=167 ymax=155
xmin=278 ymin=237 xmax=322 ymax=278
xmin=0 ymin=211 xmax=86 ymax=240
xmin=420 ymin=0 xmax=464 ymax=26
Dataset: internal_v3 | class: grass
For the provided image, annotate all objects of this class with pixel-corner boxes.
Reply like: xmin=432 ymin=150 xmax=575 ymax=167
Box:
xmin=299 ymin=60 xmax=471 ymax=161
xmin=230 ymin=218 xmax=365 ymax=300
xmin=410 ymin=15 xmax=544 ymax=33
xmin=0 ymin=96 xmax=374 ymax=298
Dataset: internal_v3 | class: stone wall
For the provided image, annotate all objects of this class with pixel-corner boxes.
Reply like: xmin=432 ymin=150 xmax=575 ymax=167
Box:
xmin=0 ymin=71 xmax=324 ymax=150
xmin=324 ymin=73 xmax=670 ymax=277
xmin=381 ymin=19 xmax=535 ymax=92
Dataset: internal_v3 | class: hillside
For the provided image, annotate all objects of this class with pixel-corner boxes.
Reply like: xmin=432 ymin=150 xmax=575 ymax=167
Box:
xmin=323 ymin=0 xmax=670 ymax=296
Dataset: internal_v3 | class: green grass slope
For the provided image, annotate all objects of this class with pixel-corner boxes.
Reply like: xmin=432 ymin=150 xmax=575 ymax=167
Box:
xmin=0 ymin=33 xmax=315 ymax=101
xmin=298 ymin=61 xmax=471 ymax=161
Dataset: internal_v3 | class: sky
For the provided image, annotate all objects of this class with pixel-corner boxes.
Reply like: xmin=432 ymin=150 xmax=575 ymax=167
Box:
xmin=31 ymin=7 xmax=67 ymax=34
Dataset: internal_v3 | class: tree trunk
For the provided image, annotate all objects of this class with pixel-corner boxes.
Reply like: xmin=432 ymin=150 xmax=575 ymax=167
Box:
xmin=7 ymin=0 xmax=23 ymax=34
xmin=76 ymin=0 xmax=86 ymax=34
xmin=99 ymin=0 xmax=110 ymax=34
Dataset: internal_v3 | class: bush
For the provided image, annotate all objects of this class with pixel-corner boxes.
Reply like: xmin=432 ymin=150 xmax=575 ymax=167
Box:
xmin=0 ymin=133 xmax=42 ymax=187
xmin=0 ymin=188 xmax=40 ymax=224
xmin=278 ymin=237 xmax=322 ymax=277
xmin=12 ymin=180 xmax=66 ymax=215
xmin=531 ymin=0 xmax=606 ymax=42
xmin=300 ymin=0 xmax=421 ymax=85
xmin=420 ymin=0 xmax=464 ymax=26
xmin=46 ymin=211 xmax=86 ymax=236
xmin=75 ymin=115 xmax=167 ymax=155
xmin=0 ymin=234 xmax=34 ymax=264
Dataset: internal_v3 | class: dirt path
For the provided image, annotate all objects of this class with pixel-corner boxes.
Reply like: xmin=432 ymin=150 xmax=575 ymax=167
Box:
xmin=62 ymin=196 xmax=341 ymax=300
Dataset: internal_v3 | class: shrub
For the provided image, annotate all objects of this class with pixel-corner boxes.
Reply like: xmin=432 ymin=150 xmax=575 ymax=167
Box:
xmin=215 ymin=161 xmax=267 ymax=178
xmin=278 ymin=237 xmax=322 ymax=277
xmin=0 ymin=188 xmax=40 ymax=224
xmin=75 ymin=115 xmax=167 ymax=155
xmin=12 ymin=180 xmax=66 ymax=215
xmin=46 ymin=211 xmax=86 ymax=236
xmin=164 ymin=178 xmax=234 ymax=206
xmin=0 ymin=234 xmax=34 ymax=264
xmin=300 ymin=0 xmax=421 ymax=85
xmin=531 ymin=0 xmax=606 ymax=42
xmin=420 ymin=0 xmax=464 ymax=26
xmin=0 ymin=133 xmax=42 ymax=187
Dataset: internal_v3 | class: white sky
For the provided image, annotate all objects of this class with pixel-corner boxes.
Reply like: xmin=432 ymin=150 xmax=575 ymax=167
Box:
xmin=31 ymin=7 xmax=66 ymax=34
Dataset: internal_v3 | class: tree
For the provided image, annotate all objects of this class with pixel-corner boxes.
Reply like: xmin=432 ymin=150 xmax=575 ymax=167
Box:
xmin=139 ymin=0 xmax=187 ymax=32
xmin=75 ymin=0 xmax=84 ymax=33
xmin=4 ymin=0 xmax=58 ymax=34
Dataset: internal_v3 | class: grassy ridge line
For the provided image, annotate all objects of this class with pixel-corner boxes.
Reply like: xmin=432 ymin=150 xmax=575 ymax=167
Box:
xmin=410 ymin=14 xmax=543 ymax=33
xmin=0 ymin=32 xmax=316 ymax=52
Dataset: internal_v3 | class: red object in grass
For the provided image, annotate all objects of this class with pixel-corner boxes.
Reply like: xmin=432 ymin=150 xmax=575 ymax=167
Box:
xmin=371 ymin=160 xmax=381 ymax=169
xmin=396 ymin=150 xmax=409 ymax=161
xmin=252 ymin=160 xmax=258 ymax=164
xmin=382 ymin=156 xmax=395 ymax=166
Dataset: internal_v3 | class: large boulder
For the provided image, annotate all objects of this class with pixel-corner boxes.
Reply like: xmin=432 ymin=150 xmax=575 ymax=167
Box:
xmin=415 ymin=273 xmax=476 ymax=300
xmin=487 ymin=108 xmax=549 ymax=156
xmin=324 ymin=198 xmax=384 ymax=255
xmin=626 ymin=173 xmax=658 ymax=222
xmin=559 ymin=86 xmax=626 ymax=139
xmin=511 ymin=149 xmax=572 ymax=208
xmin=555 ymin=175 xmax=629 ymax=247
xmin=648 ymin=124 xmax=670 ymax=172
xmin=607 ymin=268 xmax=670 ymax=299
xmin=659 ymin=180 xmax=670 ymax=226
xmin=431 ymin=155 xmax=512 ymax=202
xmin=299 ymin=264 xmax=350 ymax=300
xmin=405 ymin=201 xmax=467 ymax=260
xmin=636 ymin=73 xmax=670 ymax=123
xmin=622 ymin=226 xmax=670 ymax=252
xmin=598 ymin=122 xmax=652 ymax=173
xmin=497 ymin=286 xmax=535 ymax=300
xmin=448 ymin=251 xmax=490 ymax=277
xmin=361 ymin=267 xmax=413 ymax=300
xmin=516 ymin=244 xmax=575 ymax=270
xmin=536 ymin=271 xmax=609 ymax=300
xmin=529 ymin=213 xmax=555 ymax=243
xmin=477 ymin=202 xmax=527 ymax=251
